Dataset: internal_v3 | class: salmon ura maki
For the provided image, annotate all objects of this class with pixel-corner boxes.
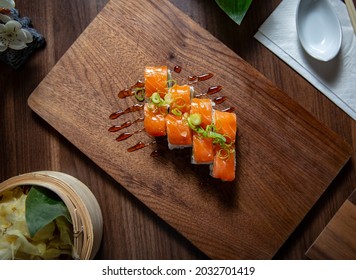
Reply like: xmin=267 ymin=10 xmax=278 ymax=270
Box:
xmin=166 ymin=114 xmax=193 ymax=149
xmin=143 ymin=66 xmax=170 ymax=137
xmin=165 ymin=84 xmax=194 ymax=149
xmin=143 ymin=103 xmax=168 ymax=137
xmin=210 ymin=110 xmax=237 ymax=181
xmin=169 ymin=84 xmax=194 ymax=115
xmin=211 ymin=143 xmax=236 ymax=182
xmin=144 ymin=66 xmax=170 ymax=98
xmin=113 ymin=66 xmax=238 ymax=182
xmin=213 ymin=110 xmax=236 ymax=144
xmin=190 ymin=98 xmax=214 ymax=164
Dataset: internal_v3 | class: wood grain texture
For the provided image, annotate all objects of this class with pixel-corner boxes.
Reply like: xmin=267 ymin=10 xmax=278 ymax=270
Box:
xmin=27 ymin=0 xmax=351 ymax=259
xmin=306 ymin=189 xmax=356 ymax=259
xmin=1 ymin=0 xmax=356 ymax=260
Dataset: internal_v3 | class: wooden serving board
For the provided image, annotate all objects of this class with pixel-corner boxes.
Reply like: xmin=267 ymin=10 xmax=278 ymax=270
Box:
xmin=306 ymin=189 xmax=356 ymax=259
xmin=28 ymin=0 xmax=352 ymax=259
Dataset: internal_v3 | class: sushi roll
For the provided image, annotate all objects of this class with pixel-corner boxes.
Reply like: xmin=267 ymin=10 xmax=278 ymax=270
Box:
xmin=143 ymin=66 xmax=172 ymax=137
xmin=192 ymin=136 xmax=214 ymax=164
xmin=116 ymin=66 xmax=238 ymax=182
xmin=168 ymin=84 xmax=194 ymax=115
xmin=213 ymin=110 xmax=236 ymax=144
xmin=190 ymin=98 xmax=214 ymax=164
xmin=166 ymin=114 xmax=192 ymax=149
xmin=210 ymin=110 xmax=237 ymax=181
xmin=211 ymin=144 xmax=236 ymax=182
xmin=190 ymin=98 xmax=213 ymax=129
xmin=143 ymin=103 xmax=168 ymax=137
xmin=143 ymin=68 xmax=237 ymax=180
xmin=144 ymin=66 xmax=170 ymax=98
xmin=165 ymin=84 xmax=194 ymax=149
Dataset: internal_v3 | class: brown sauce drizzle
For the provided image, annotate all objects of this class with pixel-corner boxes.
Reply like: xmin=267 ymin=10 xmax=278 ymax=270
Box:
xmin=213 ymin=96 xmax=227 ymax=105
xmin=118 ymin=89 xmax=133 ymax=99
xmin=207 ymin=85 xmax=222 ymax=95
xmin=222 ymin=107 xmax=235 ymax=113
xmin=195 ymin=85 xmax=223 ymax=98
xmin=108 ymin=117 xmax=144 ymax=132
xmin=127 ymin=140 xmax=156 ymax=152
xmin=116 ymin=128 xmax=145 ymax=142
xmin=109 ymin=104 xmax=144 ymax=120
xmin=173 ymin=65 xmax=182 ymax=73
xmin=188 ymin=73 xmax=214 ymax=84
xmin=118 ymin=80 xmax=145 ymax=99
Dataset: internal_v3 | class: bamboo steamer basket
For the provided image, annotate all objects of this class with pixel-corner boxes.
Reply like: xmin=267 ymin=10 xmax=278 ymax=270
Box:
xmin=0 ymin=171 xmax=103 ymax=260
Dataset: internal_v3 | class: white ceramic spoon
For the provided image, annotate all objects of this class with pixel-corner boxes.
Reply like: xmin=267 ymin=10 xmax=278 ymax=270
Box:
xmin=296 ymin=0 xmax=342 ymax=61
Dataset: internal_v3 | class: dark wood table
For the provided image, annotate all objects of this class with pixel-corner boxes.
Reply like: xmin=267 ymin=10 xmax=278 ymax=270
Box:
xmin=1 ymin=0 xmax=355 ymax=259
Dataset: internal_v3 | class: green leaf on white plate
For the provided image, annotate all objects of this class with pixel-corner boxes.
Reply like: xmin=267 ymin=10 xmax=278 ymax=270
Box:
xmin=25 ymin=186 xmax=72 ymax=237
xmin=215 ymin=0 xmax=253 ymax=25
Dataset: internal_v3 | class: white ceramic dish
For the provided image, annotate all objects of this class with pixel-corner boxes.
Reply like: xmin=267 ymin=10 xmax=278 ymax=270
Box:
xmin=296 ymin=0 xmax=342 ymax=61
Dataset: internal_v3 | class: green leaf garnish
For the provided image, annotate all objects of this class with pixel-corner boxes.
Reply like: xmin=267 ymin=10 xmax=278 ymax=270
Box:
xmin=215 ymin=0 xmax=253 ymax=25
xmin=25 ymin=187 xmax=72 ymax=238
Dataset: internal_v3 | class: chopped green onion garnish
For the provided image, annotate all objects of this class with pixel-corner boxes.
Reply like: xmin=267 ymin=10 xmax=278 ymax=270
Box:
xmin=134 ymin=88 xmax=145 ymax=102
xmin=189 ymin=113 xmax=202 ymax=126
xmin=205 ymin=124 xmax=216 ymax=133
xmin=172 ymin=108 xmax=182 ymax=116
xmin=173 ymin=96 xmax=187 ymax=109
xmin=217 ymin=148 xmax=230 ymax=160
xmin=147 ymin=103 xmax=156 ymax=111
xmin=196 ymin=127 xmax=206 ymax=135
xmin=164 ymin=93 xmax=173 ymax=104
xmin=185 ymin=112 xmax=235 ymax=161
xmin=151 ymin=92 xmax=161 ymax=104
xmin=223 ymin=134 xmax=233 ymax=144
xmin=208 ymin=132 xmax=226 ymax=143
xmin=186 ymin=113 xmax=232 ymax=157
xmin=158 ymin=105 xmax=168 ymax=115
xmin=168 ymin=79 xmax=177 ymax=87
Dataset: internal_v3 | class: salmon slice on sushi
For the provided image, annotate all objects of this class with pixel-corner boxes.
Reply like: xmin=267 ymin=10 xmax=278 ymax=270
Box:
xmin=213 ymin=110 xmax=236 ymax=143
xmin=144 ymin=66 xmax=171 ymax=98
xmin=165 ymin=84 xmax=194 ymax=149
xmin=192 ymin=136 xmax=214 ymax=164
xmin=168 ymin=84 xmax=194 ymax=115
xmin=143 ymin=103 xmax=168 ymax=137
xmin=190 ymin=98 xmax=214 ymax=164
xmin=210 ymin=110 xmax=237 ymax=181
xmin=166 ymin=114 xmax=192 ymax=149
xmin=211 ymin=144 xmax=236 ymax=182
